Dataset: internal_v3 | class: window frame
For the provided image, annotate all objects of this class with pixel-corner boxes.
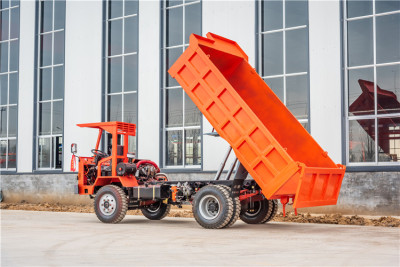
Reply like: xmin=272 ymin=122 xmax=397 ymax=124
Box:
xmin=343 ymin=0 xmax=400 ymax=168
xmin=256 ymin=0 xmax=310 ymax=130
xmin=104 ymin=0 xmax=139 ymax=155
xmin=35 ymin=0 xmax=65 ymax=171
xmin=161 ymin=0 xmax=203 ymax=169
xmin=0 ymin=0 xmax=19 ymax=172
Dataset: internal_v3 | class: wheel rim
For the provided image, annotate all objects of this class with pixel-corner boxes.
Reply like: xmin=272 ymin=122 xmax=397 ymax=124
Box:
xmin=199 ymin=195 xmax=220 ymax=220
xmin=147 ymin=202 xmax=161 ymax=213
xmin=99 ymin=193 xmax=117 ymax=216
xmin=244 ymin=201 xmax=262 ymax=218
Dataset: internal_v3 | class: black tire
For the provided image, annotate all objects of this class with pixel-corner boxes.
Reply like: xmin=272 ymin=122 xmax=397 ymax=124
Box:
xmin=218 ymin=185 xmax=240 ymax=228
xmin=261 ymin=199 xmax=278 ymax=223
xmin=141 ymin=201 xmax=171 ymax=220
xmin=239 ymin=198 xmax=273 ymax=224
xmin=192 ymin=185 xmax=234 ymax=229
xmin=94 ymin=185 xmax=128 ymax=223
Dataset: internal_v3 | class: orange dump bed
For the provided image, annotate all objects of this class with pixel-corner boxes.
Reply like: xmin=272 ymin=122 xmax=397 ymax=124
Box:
xmin=169 ymin=33 xmax=345 ymax=209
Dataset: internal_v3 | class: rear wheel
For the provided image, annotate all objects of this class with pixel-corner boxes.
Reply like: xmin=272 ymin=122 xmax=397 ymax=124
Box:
xmin=141 ymin=201 xmax=171 ymax=220
xmin=261 ymin=199 xmax=278 ymax=223
xmin=239 ymin=198 xmax=273 ymax=224
xmin=192 ymin=185 xmax=234 ymax=229
xmin=218 ymin=185 xmax=240 ymax=228
xmin=94 ymin=185 xmax=128 ymax=223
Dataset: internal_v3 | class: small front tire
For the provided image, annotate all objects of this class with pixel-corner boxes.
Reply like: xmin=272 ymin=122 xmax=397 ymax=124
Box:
xmin=141 ymin=201 xmax=171 ymax=220
xmin=94 ymin=185 xmax=128 ymax=224
xmin=239 ymin=198 xmax=273 ymax=224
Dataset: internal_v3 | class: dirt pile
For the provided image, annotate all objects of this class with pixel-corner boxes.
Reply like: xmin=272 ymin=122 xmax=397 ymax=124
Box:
xmin=1 ymin=202 xmax=399 ymax=227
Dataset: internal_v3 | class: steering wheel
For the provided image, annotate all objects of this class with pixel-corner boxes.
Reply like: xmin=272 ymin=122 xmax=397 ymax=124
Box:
xmin=91 ymin=149 xmax=108 ymax=158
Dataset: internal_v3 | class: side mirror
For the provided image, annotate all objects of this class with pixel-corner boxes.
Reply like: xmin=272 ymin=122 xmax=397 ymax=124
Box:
xmin=71 ymin=143 xmax=78 ymax=154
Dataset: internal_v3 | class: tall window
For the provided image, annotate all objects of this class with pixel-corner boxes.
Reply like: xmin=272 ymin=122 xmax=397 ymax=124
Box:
xmin=36 ymin=0 xmax=65 ymax=170
xmin=345 ymin=0 xmax=400 ymax=165
xmin=257 ymin=0 xmax=309 ymax=129
xmin=105 ymin=0 xmax=138 ymax=153
xmin=162 ymin=0 xmax=202 ymax=168
xmin=0 ymin=0 xmax=19 ymax=171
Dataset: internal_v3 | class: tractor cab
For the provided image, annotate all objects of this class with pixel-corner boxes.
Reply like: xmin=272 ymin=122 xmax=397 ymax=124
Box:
xmin=73 ymin=122 xmax=163 ymax=195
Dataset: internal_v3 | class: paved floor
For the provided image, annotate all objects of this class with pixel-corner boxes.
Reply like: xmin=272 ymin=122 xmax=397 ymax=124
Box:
xmin=1 ymin=210 xmax=399 ymax=266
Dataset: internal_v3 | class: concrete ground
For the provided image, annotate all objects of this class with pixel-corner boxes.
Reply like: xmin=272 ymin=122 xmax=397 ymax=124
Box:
xmin=1 ymin=210 xmax=399 ymax=266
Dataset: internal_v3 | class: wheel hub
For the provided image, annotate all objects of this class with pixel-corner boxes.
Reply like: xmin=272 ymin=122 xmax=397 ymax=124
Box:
xmin=199 ymin=195 xmax=221 ymax=220
xmin=99 ymin=193 xmax=116 ymax=216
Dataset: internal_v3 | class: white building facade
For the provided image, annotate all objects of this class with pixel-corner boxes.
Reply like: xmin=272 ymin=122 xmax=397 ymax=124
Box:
xmin=1 ymin=0 xmax=399 ymax=214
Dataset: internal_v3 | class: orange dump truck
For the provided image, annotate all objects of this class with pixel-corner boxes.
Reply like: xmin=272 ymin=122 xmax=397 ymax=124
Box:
xmin=168 ymin=32 xmax=346 ymax=214
xmin=74 ymin=33 xmax=345 ymax=229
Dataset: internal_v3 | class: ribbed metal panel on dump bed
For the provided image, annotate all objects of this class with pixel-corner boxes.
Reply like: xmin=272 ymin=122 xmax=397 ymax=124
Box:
xmin=169 ymin=33 xmax=345 ymax=209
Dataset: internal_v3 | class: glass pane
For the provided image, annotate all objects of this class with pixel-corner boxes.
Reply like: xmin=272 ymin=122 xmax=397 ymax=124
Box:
xmin=376 ymin=14 xmax=400 ymax=64
xmin=38 ymin=137 xmax=51 ymax=168
xmin=1 ymin=10 xmax=9 ymax=41
xmin=184 ymin=93 xmax=200 ymax=126
xmin=53 ymin=136 xmax=62 ymax=169
xmin=124 ymin=54 xmax=138 ymax=92
xmin=300 ymin=121 xmax=309 ymax=132
xmin=265 ymin=77 xmax=284 ymax=102
xmin=262 ymin=32 xmax=283 ymax=76
xmin=40 ymin=0 xmax=53 ymax=33
xmin=378 ymin=117 xmax=400 ymax=162
xmin=262 ymin=0 xmax=282 ymax=31
xmin=0 ymin=42 xmax=8 ymax=73
xmin=0 ymin=74 xmax=7 ymax=105
xmin=286 ymin=28 xmax=308 ymax=74
xmin=167 ymin=0 xmax=183 ymax=7
xmin=39 ymin=102 xmax=51 ymax=135
xmin=54 ymin=0 xmax=65 ymax=30
xmin=53 ymin=66 xmax=64 ymax=99
xmin=9 ymin=73 xmax=17 ymax=104
xmin=0 ymin=107 xmax=6 ymax=137
xmin=40 ymin=33 xmax=52 ymax=67
xmin=185 ymin=129 xmax=201 ymax=166
xmin=0 ymin=140 xmax=6 ymax=168
xmin=286 ymin=75 xmax=308 ymax=120
xmin=124 ymin=93 xmax=137 ymax=124
xmin=376 ymin=0 xmax=400 ymax=14
xmin=108 ymin=56 xmax=122 ymax=93
xmin=347 ymin=0 xmax=372 ymax=18
xmin=8 ymin=105 xmax=16 ymax=137
xmin=39 ymin=68 xmax=52 ymax=101
xmin=167 ymin=7 xmax=183 ymax=47
xmin=166 ymin=47 xmax=181 ymax=87
xmin=166 ymin=89 xmax=183 ymax=127
xmin=108 ymin=0 xmax=122 ymax=19
xmin=125 ymin=0 xmax=138 ymax=16
xmin=8 ymin=139 xmax=16 ymax=168
xmin=347 ymin=18 xmax=373 ymax=67
xmin=10 ymin=7 xmax=19 ymax=39
xmin=348 ymin=67 xmax=374 ymax=116
xmin=285 ymin=0 xmax=308 ymax=28
xmin=9 ymin=40 xmax=18 ymax=72
xmin=128 ymin=135 xmax=136 ymax=154
xmin=0 ymin=0 xmax=9 ymax=9
xmin=377 ymin=64 xmax=400 ymax=114
xmin=124 ymin=16 xmax=138 ymax=53
xmin=52 ymin=100 xmax=63 ymax=134
xmin=10 ymin=0 xmax=18 ymax=7
xmin=109 ymin=19 xmax=123 ymax=56
xmin=166 ymin=130 xmax=182 ymax=166
xmin=108 ymin=94 xmax=122 ymax=121
xmin=185 ymin=3 xmax=201 ymax=44
xmin=54 ymin=31 xmax=64 ymax=65
xmin=349 ymin=119 xmax=376 ymax=162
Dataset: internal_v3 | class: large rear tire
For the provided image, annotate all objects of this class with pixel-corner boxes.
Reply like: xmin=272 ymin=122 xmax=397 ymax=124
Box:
xmin=218 ymin=185 xmax=240 ymax=228
xmin=192 ymin=185 xmax=234 ymax=229
xmin=141 ymin=201 xmax=171 ymax=220
xmin=239 ymin=198 xmax=273 ymax=224
xmin=94 ymin=185 xmax=128 ymax=223
xmin=261 ymin=199 xmax=278 ymax=223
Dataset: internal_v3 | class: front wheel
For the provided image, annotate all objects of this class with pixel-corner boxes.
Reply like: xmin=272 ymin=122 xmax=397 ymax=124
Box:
xmin=141 ymin=201 xmax=171 ymax=220
xmin=94 ymin=185 xmax=128 ymax=223
xmin=239 ymin=198 xmax=273 ymax=224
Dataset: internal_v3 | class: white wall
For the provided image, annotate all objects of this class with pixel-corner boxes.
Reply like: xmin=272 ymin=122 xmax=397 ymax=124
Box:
xmin=17 ymin=0 xmax=36 ymax=172
xmin=202 ymin=0 xmax=256 ymax=171
xmin=309 ymin=0 xmax=342 ymax=163
xmin=137 ymin=0 xmax=161 ymax=164
xmin=63 ymin=0 xmax=103 ymax=171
